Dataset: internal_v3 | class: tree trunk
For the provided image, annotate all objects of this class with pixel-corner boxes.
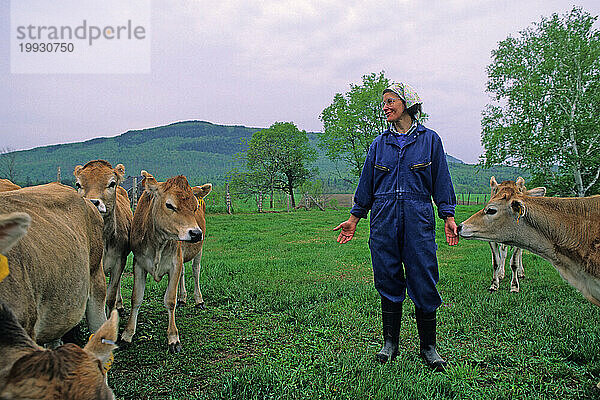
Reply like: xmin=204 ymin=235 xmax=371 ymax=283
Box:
xmin=257 ymin=191 xmax=263 ymax=213
xmin=288 ymin=180 xmax=295 ymax=208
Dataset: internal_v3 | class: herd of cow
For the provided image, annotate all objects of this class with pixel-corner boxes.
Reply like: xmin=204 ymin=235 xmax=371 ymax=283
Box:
xmin=0 ymin=160 xmax=211 ymax=399
xmin=1 ymin=161 xmax=600 ymax=397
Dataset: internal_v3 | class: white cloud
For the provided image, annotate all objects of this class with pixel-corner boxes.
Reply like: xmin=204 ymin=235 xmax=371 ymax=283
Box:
xmin=2 ymin=0 xmax=600 ymax=163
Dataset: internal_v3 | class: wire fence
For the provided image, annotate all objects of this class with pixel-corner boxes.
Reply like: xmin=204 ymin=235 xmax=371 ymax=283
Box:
xmin=120 ymin=175 xmax=489 ymax=213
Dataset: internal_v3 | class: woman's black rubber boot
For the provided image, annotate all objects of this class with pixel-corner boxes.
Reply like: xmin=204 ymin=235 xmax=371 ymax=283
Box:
xmin=415 ymin=308 xmax=447 ymax=372
xmin=375 ymin=297 xmax=402 ymax=364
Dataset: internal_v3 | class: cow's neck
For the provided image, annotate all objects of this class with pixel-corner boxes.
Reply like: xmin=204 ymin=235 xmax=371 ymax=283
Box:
xmin=102 ymin=207 xmax=117 ymax=240
xmin=522 ymin=196 xmax=600 ymax=270
xmin=142 ymin=199 xmax=177 ymax=276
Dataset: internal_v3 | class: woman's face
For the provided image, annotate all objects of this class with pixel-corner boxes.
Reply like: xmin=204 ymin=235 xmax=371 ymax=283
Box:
xmin=382 ymin=92 xmax=406 ymax=123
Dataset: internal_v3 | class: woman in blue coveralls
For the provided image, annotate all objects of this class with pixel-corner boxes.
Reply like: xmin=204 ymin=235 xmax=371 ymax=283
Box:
xmin=334 ymin=82 xmax=459 ymax=371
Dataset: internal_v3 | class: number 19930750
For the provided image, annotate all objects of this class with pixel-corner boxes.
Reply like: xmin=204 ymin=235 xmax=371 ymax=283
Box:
xmin=18 ymin=42 xmax=74 ymax=52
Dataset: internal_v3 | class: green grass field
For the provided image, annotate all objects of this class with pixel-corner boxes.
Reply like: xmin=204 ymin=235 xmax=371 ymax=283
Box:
xmin=107 ymin=205 xmax=600 ymax=399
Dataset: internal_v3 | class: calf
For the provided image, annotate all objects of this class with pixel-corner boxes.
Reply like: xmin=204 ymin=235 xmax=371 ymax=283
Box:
xmin=74 ymin=160 xmax=133 ymax=315
xmin=178 ymin=183 xmax=212 ymax=309
xmin=459 ymin=184 xmax=600 ymax=306
xmin=487 ymin=177 xmax=546 ymax=293
xmin=121 ymin=171 xmax=203 ymax=353
xmin=0 ymin=183 xmax=106 ymax=345
xmin=0 ymin=303 xmax=119 ymax=400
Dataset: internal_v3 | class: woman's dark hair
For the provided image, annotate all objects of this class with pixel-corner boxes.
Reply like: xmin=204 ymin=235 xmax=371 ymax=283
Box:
xmin=406 ymin=103 xmax=422 ymax=119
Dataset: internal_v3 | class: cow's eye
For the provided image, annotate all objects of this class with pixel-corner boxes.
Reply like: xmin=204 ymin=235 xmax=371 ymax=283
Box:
xmin=485 ymin=208 xmax=497 ymax=215
xmin=75 ymin=182 xmax=82 ymax=189
xmin=166 ymin=202 xmax=176 ymax=211
xmin=108 ymin=181 xmax=116 ymax=188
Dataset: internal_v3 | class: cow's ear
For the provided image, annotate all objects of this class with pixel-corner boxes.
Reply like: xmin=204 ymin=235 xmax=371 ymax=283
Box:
xmin=114 ymin=164 xmax=125 ymax=183
xmin=141 ymin=170 xmax=159 ymax=194
xmin=192 ymin=183 xmax=212 ymax=199
xmin=526 ymin=186 xmax=546 ymax=197
xmin=511 ymin=199 xmax=524 ymax=219
xmin=73 ymin=165 xmax=84 ymax=177
xmin=0 ymin=212 xmax=31 ymax=255
xmin=490 ymin=176 xmax=499 ymax=196
xmin=516 ymin=177 xmax=525 ymax=192
xmin=84 ymin=309 xmax=119 ymax=366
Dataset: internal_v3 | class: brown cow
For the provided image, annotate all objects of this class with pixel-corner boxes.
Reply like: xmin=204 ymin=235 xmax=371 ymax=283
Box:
xmin=487 ymin=177 xmax=546 ymax=293
xmin=178 ymin=183 xmax=212 ymax=309
xmin=459 ymin=181 xmax=600 ymax=307
xmin=0 ymin=179 xmax=20 ymax=192
xmin=74 ymin=160 xmax=133 ymax=315
xmin=0 ymin=183 xmax=106 ymax=345
xmin=121 ymin=171 xmax=203 ymax=353
xmin=0 ymin=303 xmax=119 ymax=400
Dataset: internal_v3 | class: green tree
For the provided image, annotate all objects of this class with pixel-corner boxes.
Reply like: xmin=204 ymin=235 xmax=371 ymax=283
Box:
xmin=244 ymin=122 xmax=317 ymax=209
xmin=481 ymin=7 xmax=600 ymax=196
xmin=227 ymin=168 xmax=271 ymax=212
xmin=319 ymin=72 xmax=390 ymax=182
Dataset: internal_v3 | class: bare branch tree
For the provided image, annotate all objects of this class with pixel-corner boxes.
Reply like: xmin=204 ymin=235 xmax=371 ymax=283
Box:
xmin=0 ymin=147 xmax=17 ymax=182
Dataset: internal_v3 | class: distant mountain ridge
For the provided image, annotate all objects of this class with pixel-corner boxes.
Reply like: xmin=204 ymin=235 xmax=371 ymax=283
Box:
xmin=6 ymin=120 xmax=522 ymax=193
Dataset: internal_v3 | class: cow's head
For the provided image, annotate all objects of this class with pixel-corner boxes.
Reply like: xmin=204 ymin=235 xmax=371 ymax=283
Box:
xmin=0 ymin=307 xmax=119 ymax=400
xmin=489 ymin=176 xmax=546 ymax=197
xmin=459 ymin=178 xmax=546 ymax=242
xmin=141 ymin=171 xmax=203 ymax=243
xmin=74 ymin=160 xmax=125 ymax=216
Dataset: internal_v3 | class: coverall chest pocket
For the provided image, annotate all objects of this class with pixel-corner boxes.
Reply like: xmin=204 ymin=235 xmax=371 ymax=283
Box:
xmin=407 ymin=159 xmax=432 ymax=193
xmin=410 ymin=160 xmax=431 ymax=171
xmin=373 ymin=162 xmax=393 ymax=190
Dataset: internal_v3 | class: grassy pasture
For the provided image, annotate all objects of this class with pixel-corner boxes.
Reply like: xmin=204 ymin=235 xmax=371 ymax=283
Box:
xmin=108 ymin=206 xmax=600 ymax=399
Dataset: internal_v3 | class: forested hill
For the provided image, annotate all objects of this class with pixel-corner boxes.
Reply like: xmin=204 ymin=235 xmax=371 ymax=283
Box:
xmin=11 ymin=121 xmax=258 ymax=187
xmin=7 ymin=120 xmax=523 ymax=193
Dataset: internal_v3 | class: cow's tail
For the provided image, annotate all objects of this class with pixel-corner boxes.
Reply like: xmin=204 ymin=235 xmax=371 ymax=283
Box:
xmin=0 ymin=302 xmax=37 ymax=350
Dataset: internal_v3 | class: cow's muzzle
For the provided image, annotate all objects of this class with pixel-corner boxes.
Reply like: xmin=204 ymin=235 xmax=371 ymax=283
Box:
xmin=186 ymin=229 xmax=203 ymax=243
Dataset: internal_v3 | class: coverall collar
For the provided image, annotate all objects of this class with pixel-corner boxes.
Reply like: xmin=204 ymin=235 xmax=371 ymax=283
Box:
xmin=384 ymin=123 xmax=426 ymax=149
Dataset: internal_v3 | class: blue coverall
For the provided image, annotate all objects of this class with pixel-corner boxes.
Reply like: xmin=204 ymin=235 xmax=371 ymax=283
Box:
xmin=351 ymin=123 xmax=456 ymax=313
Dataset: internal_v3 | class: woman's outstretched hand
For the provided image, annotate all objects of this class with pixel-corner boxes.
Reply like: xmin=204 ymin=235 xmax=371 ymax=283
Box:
xmin=334 ymin=215 xmax=360 ymax=244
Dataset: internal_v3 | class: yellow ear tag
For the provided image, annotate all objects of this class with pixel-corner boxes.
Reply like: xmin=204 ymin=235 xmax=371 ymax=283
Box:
xmin=0 ymin=254 xmax=9 ymax=283
xmin=516 ymin=206 xmax=524 ymax=223
xmin=198 ymin=197 xmax=205 ymax=208
xmin=88 ymin=333 xmax=115 ymax=374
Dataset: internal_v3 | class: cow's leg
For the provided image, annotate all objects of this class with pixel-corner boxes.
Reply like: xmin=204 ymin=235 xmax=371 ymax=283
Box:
xmin=191 ymin=250 xmax=205 ymax=309
xmin=166 ymin=247 xmax=184 ymax=353
xmin=104 ymin=254 xmax=119 ymax=313
xmin=514 ymin=247 xmax=525 ymax=278
xmin=121 ymin=259 xmax=147 ymax=344
xmin=114 ymin=252 xmax=127 ymax=316
xmin=510 ymin=247 xmax=524 ymax=293
xmin=86 ymin=260 xmax=108 ymax=334
xmin=489 ymin=242 xmax=507 ymax=292
xmin=177 ymin=263 xmax=187 ymax=306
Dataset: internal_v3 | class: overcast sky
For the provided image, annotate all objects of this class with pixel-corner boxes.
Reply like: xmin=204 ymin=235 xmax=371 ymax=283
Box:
xmin=2 ymin=0 xmax=599 ymax=163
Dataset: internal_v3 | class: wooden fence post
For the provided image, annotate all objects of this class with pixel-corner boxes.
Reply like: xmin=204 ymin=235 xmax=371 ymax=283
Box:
xmin=226 ymin=182 xmax=232 ymax=214
xmin=132 ymin=177 xmax=138 ymax=211
xmin=56 ymin=166 xmax=61 ymax=183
